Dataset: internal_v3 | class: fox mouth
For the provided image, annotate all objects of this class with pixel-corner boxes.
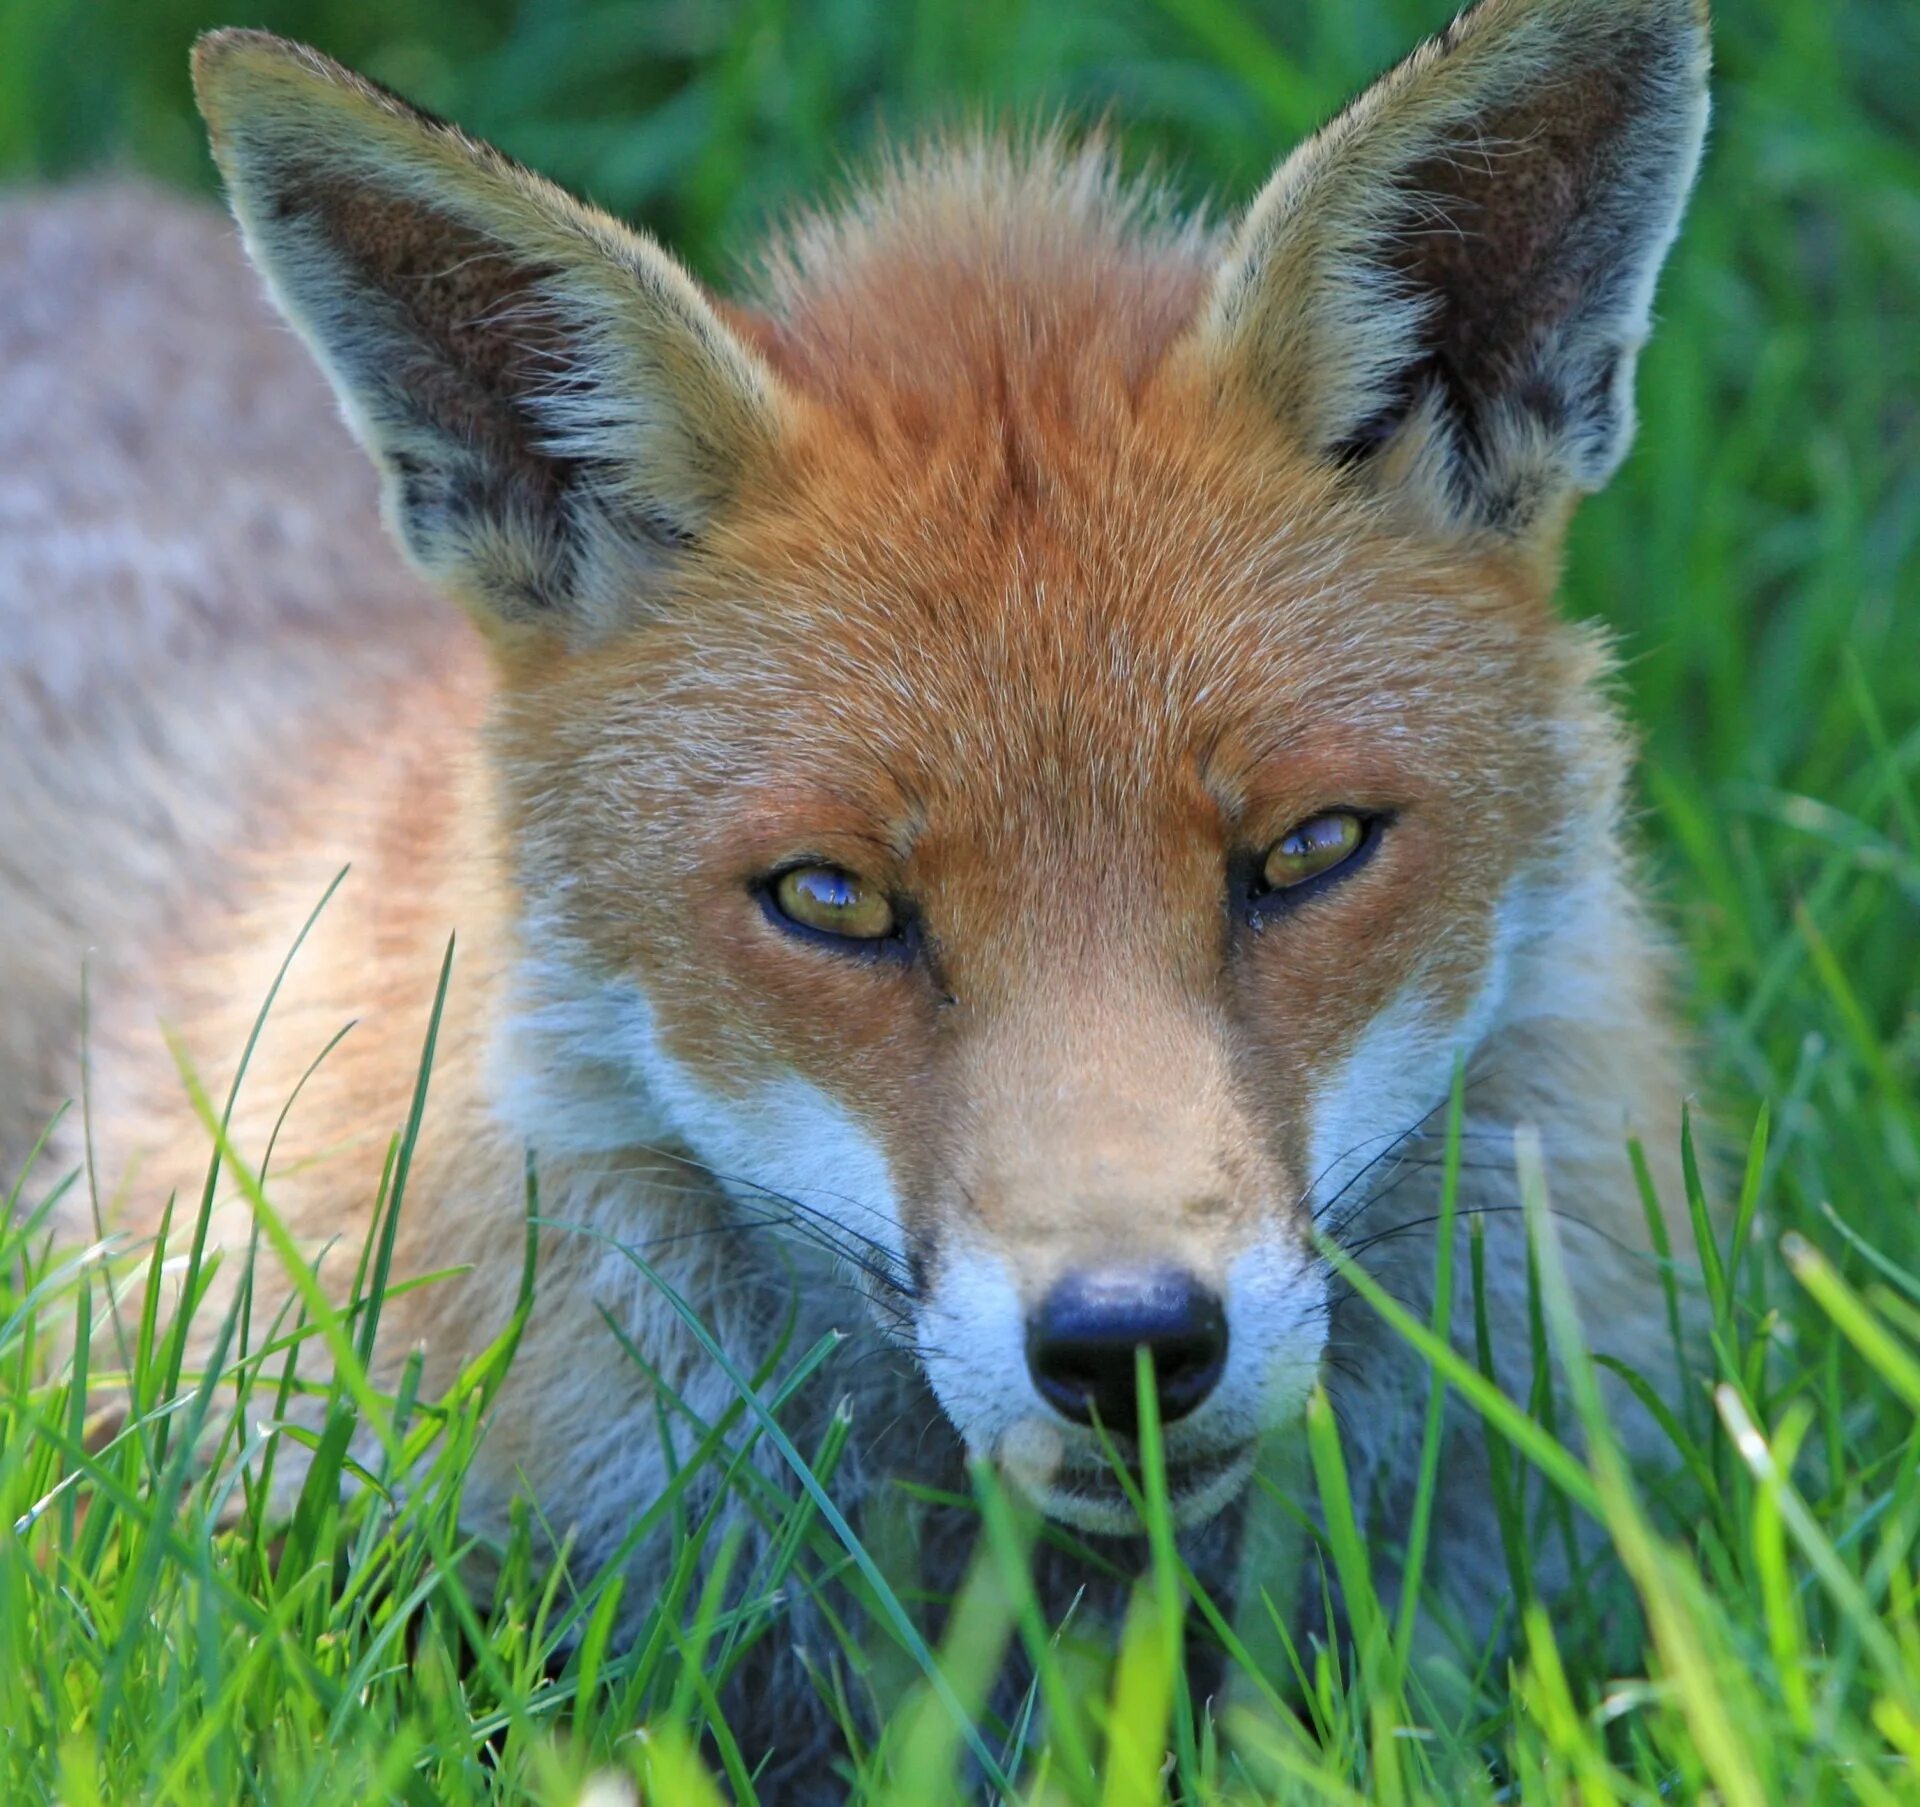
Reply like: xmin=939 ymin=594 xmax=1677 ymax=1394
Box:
xmin=1003 ymin=1440 xmax=1257 ymax=1536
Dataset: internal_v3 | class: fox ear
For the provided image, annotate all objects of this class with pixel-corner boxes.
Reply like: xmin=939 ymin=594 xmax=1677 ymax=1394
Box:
xmin=192 ymin=30 xmax=783 ymax=638
xmin=1192 ymin=0 xmax=1709 ymax=549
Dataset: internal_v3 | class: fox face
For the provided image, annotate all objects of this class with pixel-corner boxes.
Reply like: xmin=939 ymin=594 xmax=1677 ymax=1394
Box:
xmin=193 ymin=0 xmax=1708 ymax=1532
xmin=487 ymin=406 xmax=1620 ymax=1527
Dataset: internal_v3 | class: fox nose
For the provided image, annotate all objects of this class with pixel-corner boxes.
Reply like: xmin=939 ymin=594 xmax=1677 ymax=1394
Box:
xmin=1025 ymin=1269 xmax=1228 ymax=1434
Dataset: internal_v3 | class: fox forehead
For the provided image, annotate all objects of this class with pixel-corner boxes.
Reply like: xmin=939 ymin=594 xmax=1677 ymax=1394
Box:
xmin=500 ymin=350 xmax=1590 ymax=863
xmin=425 ymin=139 xmax=1607 ymax=887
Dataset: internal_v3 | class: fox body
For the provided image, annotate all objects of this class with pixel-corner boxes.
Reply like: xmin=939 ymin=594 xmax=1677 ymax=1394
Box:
xmin=3 ymin=0 xmax=1708 ymax=1769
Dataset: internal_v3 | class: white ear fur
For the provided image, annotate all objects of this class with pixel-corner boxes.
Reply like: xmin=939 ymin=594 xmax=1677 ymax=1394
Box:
xmin=1195 ymin=0 xmax=1710 ymax=544
xmin=193 ymin=30 xmax=785 ymax=636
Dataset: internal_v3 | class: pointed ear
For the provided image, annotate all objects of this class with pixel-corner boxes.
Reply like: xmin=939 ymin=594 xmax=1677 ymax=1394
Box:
xmin=1190 ymin=0 xmax=1709 ymax=550
xmin=192 ymin=30 xmax=785 ymax=639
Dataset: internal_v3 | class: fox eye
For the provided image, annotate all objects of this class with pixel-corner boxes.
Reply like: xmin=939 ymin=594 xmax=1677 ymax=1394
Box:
xmin=1260 ymin=811 xmax=1368 ymax=893
xmin=770 ymin=865 xmax=897 ymax=942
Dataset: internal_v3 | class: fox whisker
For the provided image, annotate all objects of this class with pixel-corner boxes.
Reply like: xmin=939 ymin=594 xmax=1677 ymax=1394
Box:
xmin=561 ymin=1146 xmax=921 ymax=1301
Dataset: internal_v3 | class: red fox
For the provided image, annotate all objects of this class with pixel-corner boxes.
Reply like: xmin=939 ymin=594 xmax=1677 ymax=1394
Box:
xmin=2 ymin=0 xmax=1708 ymax=1764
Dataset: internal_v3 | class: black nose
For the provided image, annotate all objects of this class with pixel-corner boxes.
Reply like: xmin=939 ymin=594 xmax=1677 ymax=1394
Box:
xmin=1025 ymin=1269 xmax=1228 ymax=1434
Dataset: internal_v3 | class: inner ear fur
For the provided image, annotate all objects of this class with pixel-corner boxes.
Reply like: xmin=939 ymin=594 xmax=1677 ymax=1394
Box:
xmin=1194 ymin=0 xmax=1710 ymax=547
xmin=192 ymin=30 xmax=784 ymax=637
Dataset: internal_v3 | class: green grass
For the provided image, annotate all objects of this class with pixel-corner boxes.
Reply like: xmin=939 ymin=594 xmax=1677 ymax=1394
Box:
xmin=2 ymin=0 xmax=1918 ymax=1801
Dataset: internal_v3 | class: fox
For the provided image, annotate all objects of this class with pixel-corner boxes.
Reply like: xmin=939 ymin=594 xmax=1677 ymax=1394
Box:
xmin=1 ymin=0 xmax=1711 ymax=1779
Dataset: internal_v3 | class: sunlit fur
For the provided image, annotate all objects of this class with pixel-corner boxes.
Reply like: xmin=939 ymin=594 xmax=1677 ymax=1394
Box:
xmin=2 ymin=0 xmax=1709 ymax=1769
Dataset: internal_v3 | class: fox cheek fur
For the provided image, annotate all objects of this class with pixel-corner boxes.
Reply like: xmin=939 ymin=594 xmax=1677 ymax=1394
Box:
xmin=6 ymin=0 xmax=1711 ymax=1749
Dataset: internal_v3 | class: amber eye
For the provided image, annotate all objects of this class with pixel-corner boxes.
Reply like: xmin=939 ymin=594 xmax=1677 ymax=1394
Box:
xmin=1260 ymin=811 xmax=1368 ymax=893
xmin=770 ymin=865 xmax=897 ymax=941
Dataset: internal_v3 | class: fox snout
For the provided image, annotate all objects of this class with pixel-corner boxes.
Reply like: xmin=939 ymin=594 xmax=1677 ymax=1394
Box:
xmin=899 ymin=1022 xmax=1331 ymax=1528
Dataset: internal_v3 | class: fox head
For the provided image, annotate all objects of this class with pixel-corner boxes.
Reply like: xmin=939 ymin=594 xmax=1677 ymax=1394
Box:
xmin=194 ymin=0 xmax=1708 ymax=1531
